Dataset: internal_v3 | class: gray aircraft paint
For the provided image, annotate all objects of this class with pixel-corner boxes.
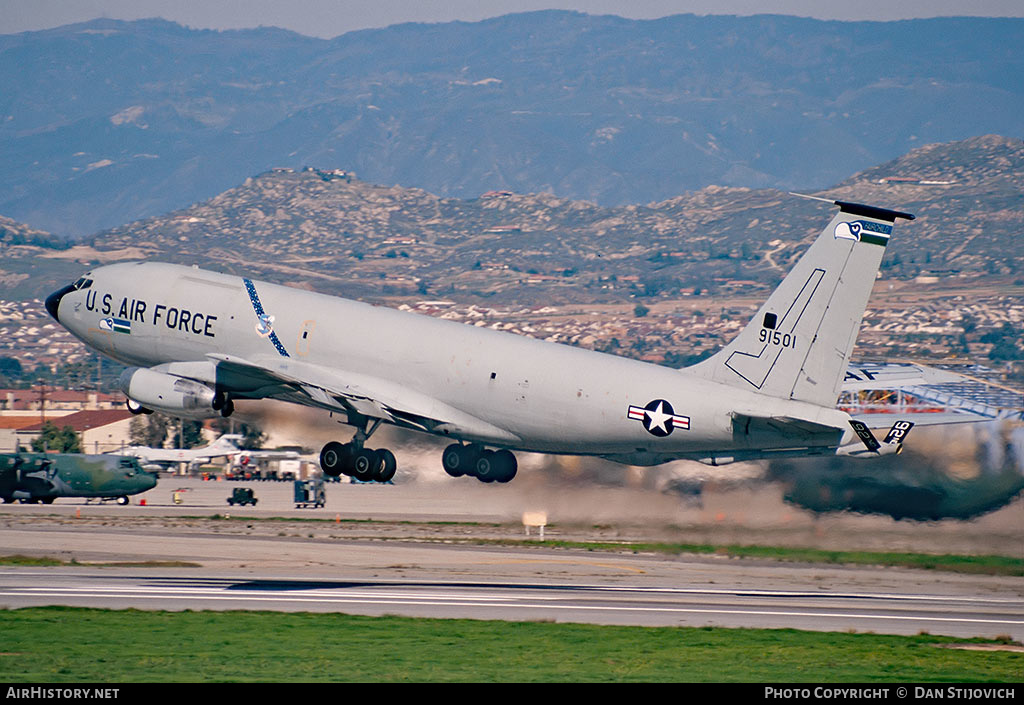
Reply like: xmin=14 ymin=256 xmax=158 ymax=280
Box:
xmin=47 ymin=200 xmax=913 ymax=466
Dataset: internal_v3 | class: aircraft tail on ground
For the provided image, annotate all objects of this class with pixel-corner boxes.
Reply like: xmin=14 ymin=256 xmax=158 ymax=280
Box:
xmin=687 ymin=198 xmax=914 ymax=408
xmin=206 ymin=434 xmax=244 ymax=452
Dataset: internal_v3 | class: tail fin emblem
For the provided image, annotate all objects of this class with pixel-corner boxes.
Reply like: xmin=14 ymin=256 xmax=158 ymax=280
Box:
xmin=834 ymin=221 xmax=863 ymax=241
xmin=835 ymin=219 xmax=892 ymax=247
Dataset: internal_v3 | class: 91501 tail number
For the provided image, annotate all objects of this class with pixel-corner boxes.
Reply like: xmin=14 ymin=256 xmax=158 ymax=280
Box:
xmin=759 ymin=328 xmax=796 ymax=348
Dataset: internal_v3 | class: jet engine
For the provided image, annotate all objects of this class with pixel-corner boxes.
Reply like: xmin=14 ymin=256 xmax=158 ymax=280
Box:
xmin=119 ymin=367 xmax=216 ymax=418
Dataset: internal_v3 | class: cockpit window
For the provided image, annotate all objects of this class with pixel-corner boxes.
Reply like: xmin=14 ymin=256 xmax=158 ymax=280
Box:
xmin=72 ymin=277 xmax=93 ymax=290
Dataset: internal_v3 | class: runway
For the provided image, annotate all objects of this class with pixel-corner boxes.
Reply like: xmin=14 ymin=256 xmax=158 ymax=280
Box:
xmin=1 ymin=477 xmax=1022 ymax=639
xmin=0 ymin=571 xmax=1022 ymax=639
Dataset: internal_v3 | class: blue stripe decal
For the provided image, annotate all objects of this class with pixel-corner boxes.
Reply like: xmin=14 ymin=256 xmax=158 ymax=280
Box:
xmin=243 ymin=278 xmax=290 ymax=357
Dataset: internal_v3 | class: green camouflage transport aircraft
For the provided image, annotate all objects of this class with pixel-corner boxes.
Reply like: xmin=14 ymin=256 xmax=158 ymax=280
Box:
xmin=0 ymin=453 xmax=157 ymax=505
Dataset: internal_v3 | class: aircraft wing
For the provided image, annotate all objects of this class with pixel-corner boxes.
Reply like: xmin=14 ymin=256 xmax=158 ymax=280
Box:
xmin=206 ymin=353 xmax=521 ymax=444
xmin=237 ymin=449 xmax=299 ymax=460
xmin=110 ymin=447 xmax=181 ymax=462
xmin=841 ymin=361 xmax=1023 ymax=426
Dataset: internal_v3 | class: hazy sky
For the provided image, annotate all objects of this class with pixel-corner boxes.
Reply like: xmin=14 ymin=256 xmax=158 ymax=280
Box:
xmin=2 ymin=0 xmax=1023 ymax=37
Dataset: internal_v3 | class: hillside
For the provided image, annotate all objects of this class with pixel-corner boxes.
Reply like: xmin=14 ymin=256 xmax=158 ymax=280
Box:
xmin=3 ymin=135 xmax=1019 ymax=305
xmin=1 ymin=13 xmax=1021 ymax=236
xmin=1 ymin=136 xmax=1021 ymax=384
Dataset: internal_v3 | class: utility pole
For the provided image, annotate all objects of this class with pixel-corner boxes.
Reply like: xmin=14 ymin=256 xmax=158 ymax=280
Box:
xmin=35 ymin=379 xmax=48 ymax=451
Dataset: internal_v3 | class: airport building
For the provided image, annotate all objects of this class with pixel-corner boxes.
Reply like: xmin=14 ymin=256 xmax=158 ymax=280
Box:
xmin=14 ymin=409 xmax=134 ymax=454
xmin=0 ymin=387 xmax=132 ymax=452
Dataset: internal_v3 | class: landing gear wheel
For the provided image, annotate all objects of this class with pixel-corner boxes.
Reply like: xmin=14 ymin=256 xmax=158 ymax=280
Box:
xmin=493 ymin=449 xmax=518 ymax=483
xmin=475 ymin=450 xmax=497 ymax=483
xmin=116 ymin=496 xmax=129 ymax=506
xmin=212 ymin=391 xmax=226 ymax=411
xmin=319 ymin=441 xmax=350 ymax=477
xmin=442 ymin=443 xmax=471 ymax=477
xmin=374 ymin=449 xmax=397 ymax=483
xmin=219 ymin=397 xmax=234 ymax=418
xmin=350 ymin=448 xmax=381 ymax=482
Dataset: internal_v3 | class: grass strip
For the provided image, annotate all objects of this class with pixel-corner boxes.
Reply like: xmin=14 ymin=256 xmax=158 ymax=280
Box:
xmin=0 ymin=555 xmax=64 ymax=567
xmin=0 ymin=607 xmax=1020 ymax=682
xmin=400 ymin=539 xmax=1024 ymax=577
xmin=0 ymin=556 xmax=200 ymax=568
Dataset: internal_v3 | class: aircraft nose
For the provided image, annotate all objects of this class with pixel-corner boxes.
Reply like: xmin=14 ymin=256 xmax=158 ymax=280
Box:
xmin=44 ymin=283 xmax=75 ymax=322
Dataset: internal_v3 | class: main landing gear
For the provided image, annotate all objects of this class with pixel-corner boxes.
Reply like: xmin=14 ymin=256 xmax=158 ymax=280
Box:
xmin=442 ymin=443 xmax=517 ymax=483
xmin=318 ymin=420 xmax=396 ymax=483
xmin=319 ymin=442 xmax=397 ymax=483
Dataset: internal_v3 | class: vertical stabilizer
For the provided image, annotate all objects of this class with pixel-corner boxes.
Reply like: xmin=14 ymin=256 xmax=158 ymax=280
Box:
xmin=207 ymin=434 xmax=243 ymax=452
xmin=688 ymin=198 xmax=914 ymax=408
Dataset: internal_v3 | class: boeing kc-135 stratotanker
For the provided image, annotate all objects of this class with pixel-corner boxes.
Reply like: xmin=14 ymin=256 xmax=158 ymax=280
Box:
xmin=46 ymin=198 xmax=920 ymax=484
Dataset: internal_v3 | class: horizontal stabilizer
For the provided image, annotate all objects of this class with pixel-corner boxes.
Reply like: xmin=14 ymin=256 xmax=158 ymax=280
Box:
xmin=850 ymin=412 xmax=1002 ymax=428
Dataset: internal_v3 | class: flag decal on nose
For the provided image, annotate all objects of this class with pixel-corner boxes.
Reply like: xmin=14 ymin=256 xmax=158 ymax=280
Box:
xmin=99 ymin=317 xmax=131 ymax=334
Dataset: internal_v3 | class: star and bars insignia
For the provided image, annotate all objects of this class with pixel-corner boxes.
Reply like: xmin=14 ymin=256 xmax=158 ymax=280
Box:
xmin=627 ymin=399 xmax=690 ymax=437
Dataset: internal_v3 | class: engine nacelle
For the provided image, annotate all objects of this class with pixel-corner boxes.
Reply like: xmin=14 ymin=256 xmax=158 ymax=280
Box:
xmin=119 ymin=367 xmax=216 ymax=417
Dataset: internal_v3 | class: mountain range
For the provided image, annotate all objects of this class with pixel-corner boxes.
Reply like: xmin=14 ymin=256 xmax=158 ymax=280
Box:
xmin=2 ymin=134 xmax=1019 ymax=305
xmin=1 ymin=12 xmax=1021 ymax=237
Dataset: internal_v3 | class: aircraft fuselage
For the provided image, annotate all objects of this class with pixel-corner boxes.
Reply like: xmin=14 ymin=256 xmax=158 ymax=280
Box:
xmin=48 ymin=262 xmax=850 ymax=465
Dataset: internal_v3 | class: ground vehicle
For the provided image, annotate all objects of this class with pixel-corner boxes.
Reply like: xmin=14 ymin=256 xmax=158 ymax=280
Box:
xmin=294 ymin=478 xmax=325 ymax=508
xmin=227 ymin=487 xmax=257 ymax=506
